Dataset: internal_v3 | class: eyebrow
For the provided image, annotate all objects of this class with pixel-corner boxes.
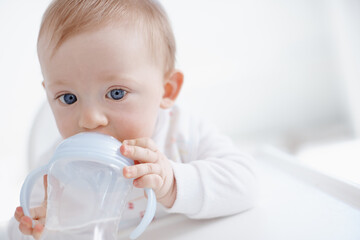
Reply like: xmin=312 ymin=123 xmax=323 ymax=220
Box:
xmin=45 ymin=78 xmax=70 ymax=88
xmin=46 ymin=74 xmax=139 ymax=87
xmin=103 ymin=74 xmax=137 ymax=83
xmin=101 ymin=74 xmax=140 ymax=87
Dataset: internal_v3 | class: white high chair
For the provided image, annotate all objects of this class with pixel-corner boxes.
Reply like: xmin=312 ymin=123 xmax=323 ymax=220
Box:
xmin=27 ymin=101 xmax=61 ymax=171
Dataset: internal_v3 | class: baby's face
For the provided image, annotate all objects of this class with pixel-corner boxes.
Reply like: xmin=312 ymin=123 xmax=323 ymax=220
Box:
xmin=38 ymin=25 xmax=166 ymax=141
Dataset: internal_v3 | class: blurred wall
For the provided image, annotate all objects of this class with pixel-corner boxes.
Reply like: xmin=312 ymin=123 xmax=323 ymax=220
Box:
xmin=0 ymin=0 xmax=50 ymax=223
xmin=0 ymin=0 xmax=358 ymax=222
xmin=161 ymin=0 xmax=353 ymax=146
xmin=328 ymin=0 xmax=360 ymax=137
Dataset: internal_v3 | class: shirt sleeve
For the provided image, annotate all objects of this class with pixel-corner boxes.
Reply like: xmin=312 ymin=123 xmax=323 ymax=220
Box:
xmin=165 ymin=114 xmax=257 ymax=219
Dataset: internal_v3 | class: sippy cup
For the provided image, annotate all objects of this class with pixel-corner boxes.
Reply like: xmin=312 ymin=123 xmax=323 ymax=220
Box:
xmin=20 ymin=132 xmax=156 ymax=240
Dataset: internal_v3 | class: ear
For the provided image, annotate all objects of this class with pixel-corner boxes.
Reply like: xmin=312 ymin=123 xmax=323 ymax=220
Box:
xmin=160 ymin=70 xmax=184 ymax=109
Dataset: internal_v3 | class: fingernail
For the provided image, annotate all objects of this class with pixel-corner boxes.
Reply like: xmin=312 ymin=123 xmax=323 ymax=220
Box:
xmin=124 ymin=167 xmax=132 ymax=178
xmin=121 ymin=144 xmax=128 ymax=154
xmin=124 ymin=145 xmax=132 ymax=155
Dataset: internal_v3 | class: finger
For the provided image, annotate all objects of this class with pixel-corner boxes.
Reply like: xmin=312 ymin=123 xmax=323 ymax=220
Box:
xmin=30 ymin=206 xmax=46 ymax=220
xmin=121 ymin=145 xmax=159 ymax=163
xmin=19 ymin=216 xmax=33 ymax=235
xmin=19 ymin=223 xmax=32 ymax=235
xmin=123 ymin=163 xmax=162 ymax=179
xmin=133 ymin=174 xmax=163 ymax=189
xmin=123 ymin=138 xmax=158 ymax=152
xmin=33 ymin=223 xmax=44 ymax=240
xmin=43 ymin=174 xmax=48 ymax=202
xmin=14 ymin=206 xmax=24 ymax=222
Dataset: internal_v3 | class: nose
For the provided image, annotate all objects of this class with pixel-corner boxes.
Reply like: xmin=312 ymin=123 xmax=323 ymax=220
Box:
xmin=78 ymin=104 xmax=108 ymax=130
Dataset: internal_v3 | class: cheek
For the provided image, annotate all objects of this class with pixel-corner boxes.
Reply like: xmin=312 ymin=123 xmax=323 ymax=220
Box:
xmin=111 ymin=105 xmax=159 ymax=140
xmin=52 ymin=110 xmax=77 ymax=138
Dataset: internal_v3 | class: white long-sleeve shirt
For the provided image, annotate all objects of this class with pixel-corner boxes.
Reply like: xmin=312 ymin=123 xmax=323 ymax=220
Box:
xmin=8 ymin=105 xmax=257 ymax=239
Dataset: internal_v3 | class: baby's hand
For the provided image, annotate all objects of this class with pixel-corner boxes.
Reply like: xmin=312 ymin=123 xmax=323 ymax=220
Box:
xmin=121 ymin=138 xmax=177 ymax=208
xmin=14 ymin=175 xmax=47 ymax=240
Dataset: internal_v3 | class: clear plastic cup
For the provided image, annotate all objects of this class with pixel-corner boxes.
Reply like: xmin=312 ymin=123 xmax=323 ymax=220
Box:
xmin=20 ymin=132 xmax=156 ymax=240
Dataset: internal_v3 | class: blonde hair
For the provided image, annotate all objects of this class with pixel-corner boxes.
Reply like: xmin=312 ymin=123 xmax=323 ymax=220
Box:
xmin=38 ymin=0 xmax=176 ymax=74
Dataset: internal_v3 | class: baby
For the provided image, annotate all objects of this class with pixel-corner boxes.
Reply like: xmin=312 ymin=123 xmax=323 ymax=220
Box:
xmin=10 ymin=0 xmax=257 ymax=239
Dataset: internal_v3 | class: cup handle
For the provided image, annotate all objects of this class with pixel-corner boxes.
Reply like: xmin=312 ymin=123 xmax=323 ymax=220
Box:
xmin=129 ymin=188 xmax=157 ymax=239
xmin=20 ymin=164 xmax=49 ymax=227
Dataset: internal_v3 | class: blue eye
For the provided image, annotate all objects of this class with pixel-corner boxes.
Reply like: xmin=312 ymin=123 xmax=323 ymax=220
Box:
xmin=59 ymin=94 xmax=77 ymax=105
xmin=107 ymin=89 xmax=126 ymax=100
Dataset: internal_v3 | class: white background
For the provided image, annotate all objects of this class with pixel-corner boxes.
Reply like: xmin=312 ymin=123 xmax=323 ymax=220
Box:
xmin=0 ymin=0 xmax=359 ymax=224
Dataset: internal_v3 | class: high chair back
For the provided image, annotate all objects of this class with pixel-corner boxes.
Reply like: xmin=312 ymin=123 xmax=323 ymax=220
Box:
xmin=28 ymin=101 xmax=61 ymax=171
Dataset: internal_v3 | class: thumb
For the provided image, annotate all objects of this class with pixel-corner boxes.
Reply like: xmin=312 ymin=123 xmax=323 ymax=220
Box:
xmin=33 ymin=223 xmax=44 ymax=240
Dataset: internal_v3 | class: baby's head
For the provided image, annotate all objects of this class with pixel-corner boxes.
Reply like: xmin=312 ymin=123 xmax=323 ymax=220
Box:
xmin=37 ymin=0 xmax=183 ymax=141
